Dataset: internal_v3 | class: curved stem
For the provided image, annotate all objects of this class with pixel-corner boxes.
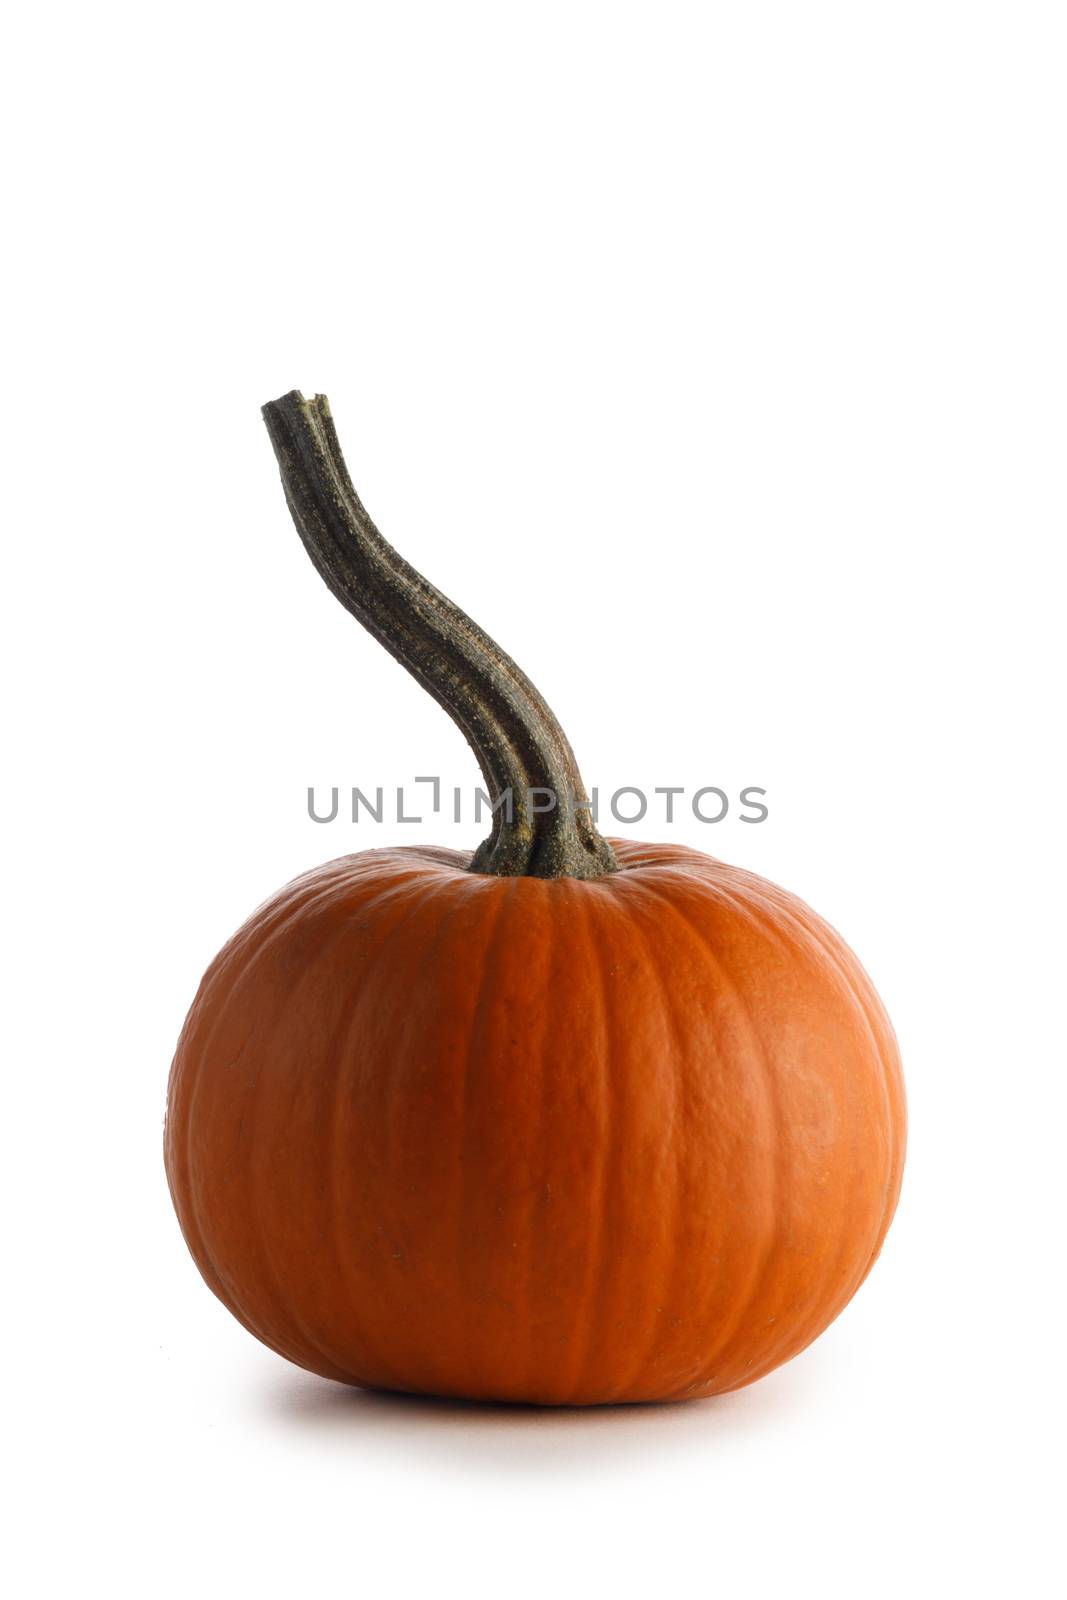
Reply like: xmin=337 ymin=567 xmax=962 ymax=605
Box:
xmin=261 ymin=390 xmax=617 ymax=880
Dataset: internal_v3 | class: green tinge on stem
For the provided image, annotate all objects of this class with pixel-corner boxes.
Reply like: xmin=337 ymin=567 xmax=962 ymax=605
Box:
xmin=262 ymin=390 xmax=617 ymax=881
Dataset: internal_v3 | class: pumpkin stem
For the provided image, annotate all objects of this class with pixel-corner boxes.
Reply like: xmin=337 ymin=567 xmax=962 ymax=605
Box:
xmin=262 ymin=391 xmax=617 ymax=880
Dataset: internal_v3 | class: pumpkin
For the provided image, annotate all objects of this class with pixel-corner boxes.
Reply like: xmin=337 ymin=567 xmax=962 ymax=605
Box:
xmin=164 ymin=391 xmax=905 ymax=1405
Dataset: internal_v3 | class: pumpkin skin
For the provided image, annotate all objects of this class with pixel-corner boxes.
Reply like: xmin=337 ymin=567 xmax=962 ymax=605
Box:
xmin=165 ymin=837 xmax=905 ymax=1405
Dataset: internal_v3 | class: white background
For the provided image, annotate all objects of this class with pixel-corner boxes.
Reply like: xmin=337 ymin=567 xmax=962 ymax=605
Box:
xmin=4 ymin=4 xmax=1064 ymax=1596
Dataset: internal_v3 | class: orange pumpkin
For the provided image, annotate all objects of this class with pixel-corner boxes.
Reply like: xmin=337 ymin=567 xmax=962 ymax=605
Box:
xmin=164 ymin=392 xmax=905 ymax=1405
